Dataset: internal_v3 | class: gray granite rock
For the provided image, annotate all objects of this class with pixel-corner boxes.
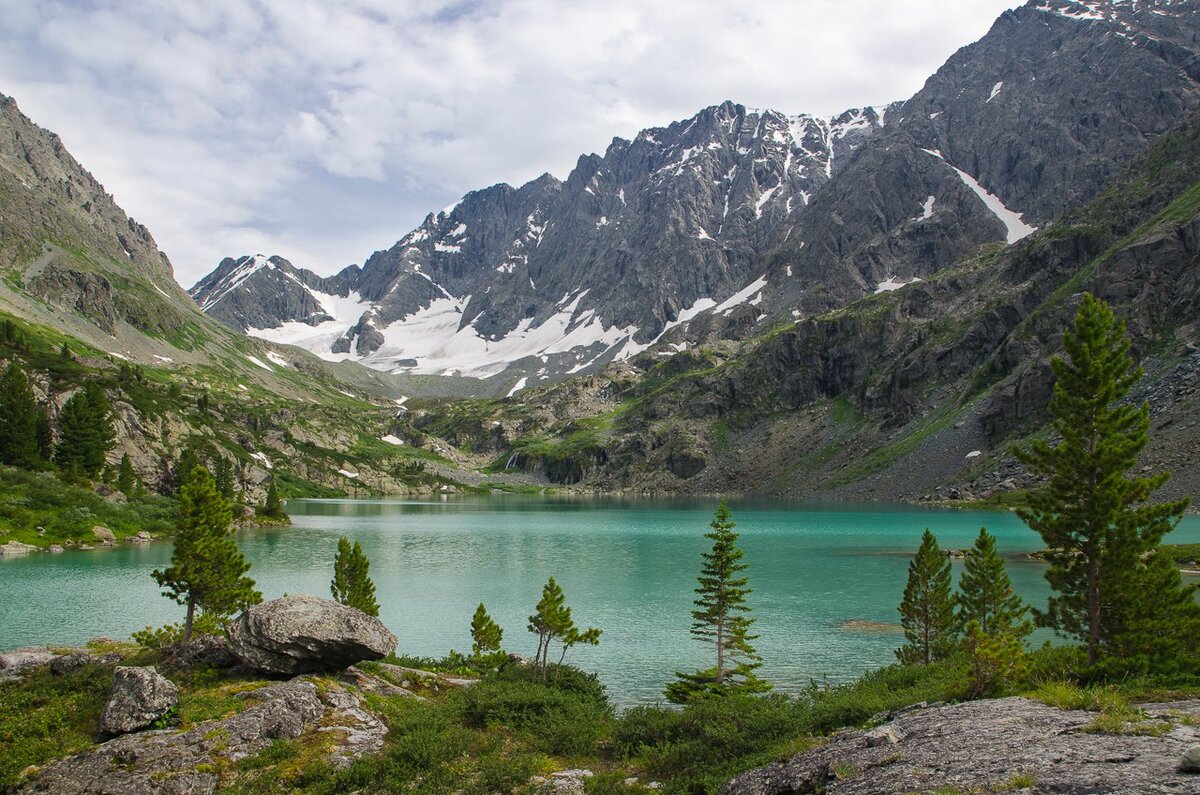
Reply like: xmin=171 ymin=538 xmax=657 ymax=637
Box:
xmin=100 ymin=667 xmax=179 ymax=735
xmin=226 ymin=594 xmax=396 ymax=675
xmin=720 ymin=697 xmax=1200 ymax=795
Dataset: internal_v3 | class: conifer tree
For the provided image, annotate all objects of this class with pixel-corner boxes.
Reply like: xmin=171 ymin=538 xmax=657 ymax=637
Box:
xmin=330 ymin=536 xmax=380 ymax=616
xmin=214 ymin=456 xmax=235 ymax=501
xmin=1104 ymin=550 xmax=1200 ymax=675
xmin=0 ymin=363 xmax=41 ymax=468
xmin=261 ymin=479 xmax=286 ymax=519
xmin=1017 ymin=293 xmax=1190 ymax=667
xmin=172 ymin=448 xmax=202 ymax=494
xmin=667 ymin=500 xmax=769 ymax=703
xmin=470 ymin=602 xmax=504 ymax=657
xmin=117 ymin=453 xmax=136 ymax=496
xmin=34 ymin=406 xmax=52 ymax=461
xmin=54 ymin=381 xmax=115 ymax=477
xmin=527 ymin=577 xmax=600 ymax=681
xmin=152 ymin=466 xmax=260 ymax=644
xmin=896 ymin=529 xmax=957 ymax=665
xmin=957 ymin=528 xmax=1030 ymax=638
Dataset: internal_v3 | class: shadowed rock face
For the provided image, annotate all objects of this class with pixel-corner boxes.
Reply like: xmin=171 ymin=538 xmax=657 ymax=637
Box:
xmin=226 ymin=594 xmax=397 ymax=675
xmin=719 ymin=697 xmax=1200 ymax=795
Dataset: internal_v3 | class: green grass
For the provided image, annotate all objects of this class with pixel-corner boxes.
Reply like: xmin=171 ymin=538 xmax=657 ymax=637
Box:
xmin=0 ymin=466 xmax=174 ymax=547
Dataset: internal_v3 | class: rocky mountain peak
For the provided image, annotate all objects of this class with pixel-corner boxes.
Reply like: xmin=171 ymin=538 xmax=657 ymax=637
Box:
xmin=191 ymin=0 xmax=1200 ymax=388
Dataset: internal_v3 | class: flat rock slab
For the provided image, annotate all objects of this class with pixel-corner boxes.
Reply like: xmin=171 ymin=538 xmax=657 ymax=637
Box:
xmin=227 ymin=594 xmax=397 ymax=675
xmin=18 ymin=677 xmax=383 ymax=794
xmin=720 ymin=697 xmax=1200 ymax=795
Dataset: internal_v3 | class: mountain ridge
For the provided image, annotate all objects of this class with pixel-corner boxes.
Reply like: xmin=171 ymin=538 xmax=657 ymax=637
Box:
xmin=192 ymin=0 xmax=1200 ymax=390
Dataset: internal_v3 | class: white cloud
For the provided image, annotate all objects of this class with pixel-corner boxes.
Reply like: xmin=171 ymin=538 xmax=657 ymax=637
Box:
xmin=0 ymin=0 xmax=1020 ymax=285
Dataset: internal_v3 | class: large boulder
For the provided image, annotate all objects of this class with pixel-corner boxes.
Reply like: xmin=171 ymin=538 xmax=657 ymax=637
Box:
xmin=100 ymin=666 xmax=179 ymax=735
xmin=226 ymin=594 xmax=396 ymax=675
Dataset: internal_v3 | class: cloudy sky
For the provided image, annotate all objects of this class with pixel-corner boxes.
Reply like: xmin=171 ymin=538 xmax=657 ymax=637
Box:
xmin=0 ymin=0 xmax=1021 ymax=286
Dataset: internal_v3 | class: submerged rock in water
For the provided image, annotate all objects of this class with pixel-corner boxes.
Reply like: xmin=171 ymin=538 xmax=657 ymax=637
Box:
xmin=100 ymin=666 xmax=179 ymax=735
xmin=226 ymin=594 xmax=397 ymax=675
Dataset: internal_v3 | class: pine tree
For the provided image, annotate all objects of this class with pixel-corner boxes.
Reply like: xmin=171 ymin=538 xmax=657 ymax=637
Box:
xmin=172 ymin=448 xmax=202 ymax=494
xmin=896 ymin=529 xmax=957 ymax=665
xmin=261 ymin=480 xmax=286 ymax=519
xmin=470 ymin=602 xmax=504 ymax=657
xmin=1016 ymin=293 xmax=1191 ymax=667
xmin=0 ymin=363 xmax=41 ymax=468
xmin=34 ymin=406 xmax=52 ymax=461
xmin=54 ymin=382 xmax=115 ymax=477
xmin=957 ymin=528 xmax=1030 ymax=638
xmin=1103 ymin=550 xmax=1200 ymax=676
xmin=667 ymin=500 xmax=769 ymax=703
xmin=152 ymin=466 xmax=261 ymax=644
xmin=213 ymin=456 xmax=235 ymax=501
xmin=527 ymin=577 xmax=600 ymax=681
xmin=330 ymin=536 xmax=380 ymax=616
xmin=117 ymin=453 xmax=136 ymax=496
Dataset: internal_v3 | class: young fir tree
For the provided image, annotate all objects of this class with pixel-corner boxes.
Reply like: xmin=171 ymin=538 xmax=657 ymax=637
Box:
xmin=0 ymin=363 xmax=41 ymax=468
xmin=330 ymin=536 xmax=380 ymax=616
xmin=667 ymin=500 xmax=769 ymax=703
xmin=172 ymin=448 xmax=203 ymax=494
xmin=957 ymin=528 xmax=1031 ymax=638
xmin=34 ymin=406 xmax=52 ymax=461
xmin=152 ymin=466 xmax=260 ymax=644
xmin=1103 ymin=549 xmax=1200 ymax=676
xmin=1016 ymin=293 xmax=1191 ymax=667
xmin=54 ymin=382 xmax=115 ymax=477
xmin=261 ymin=480 xmax=287 ymax=519
xmin=527 ymin=577 xmax=600 ymax=681
xmin=896 ymin=529 xmax=957 ymax=665
xmin=117 ymin=453 xmax=136 ymax=496
xmin=470 ymin=602 xmax=504 ymax=657
xmin=213 ymin=456 xmax=235 ymax=501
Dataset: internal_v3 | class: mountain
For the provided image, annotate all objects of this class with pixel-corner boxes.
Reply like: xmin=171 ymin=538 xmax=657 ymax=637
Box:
xmin=0 ymin=91 xmax=490 ymax=500
xmin=415 ymin=104 xmax=1200 ymax=502
xmin=193 ymin=0 xmax=1200 ymax=389
xmin=192 ymin=103 xmax=888 ymax=380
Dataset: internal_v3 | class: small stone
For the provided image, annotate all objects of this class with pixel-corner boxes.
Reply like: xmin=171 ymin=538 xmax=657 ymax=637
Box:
xmin=1182 ymin=745 xmax=1200 ymax=773
xmin=100 ymin=666 xmax=179 ymax=735
xmin=48 ymin=545 xmax=64 ymax=553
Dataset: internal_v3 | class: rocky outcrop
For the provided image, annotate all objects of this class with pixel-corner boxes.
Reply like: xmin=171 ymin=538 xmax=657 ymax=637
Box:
xmin=0 ymin=646 xmax=57 ymax=680
xmin=226 ymin=594 xmax=397 ymax=675
xmin=100 ymin=666 xmax=179 ymax=735
xmin=0 ymin=540 xmax=38 ymax=556
xmin=49 ymin=651 xmax=92 ymax=676
xmin=17 ymin=677 xmax=381 ymax=795
xmin=719 ymin=697 xmax=1200 ymax=795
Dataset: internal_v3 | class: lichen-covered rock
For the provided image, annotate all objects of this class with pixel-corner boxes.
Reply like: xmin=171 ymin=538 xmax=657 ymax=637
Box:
xmin=169 ymin=634 xmax=236 ymax=669
xmin=1182 ymin=744 xmax=1200 ymax=773
xmin=720 ymin=697 xmax=1200 ymax=795
xmin=226 ymin=594 xmax=396 ymax=675
xmin=49 ymin=651 xmax=91 ymax=676
xmin=19 ymin=678 xmax=382 ymax=794
xmin=100 ymin=666 xmax=179 ymax=735
xmin=0 ymin=647 xmax=56 ymax=680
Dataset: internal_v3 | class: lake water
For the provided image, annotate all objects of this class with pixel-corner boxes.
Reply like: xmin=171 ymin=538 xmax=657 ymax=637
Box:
xmin=2 ymin=497 xmax=1198 ymax=705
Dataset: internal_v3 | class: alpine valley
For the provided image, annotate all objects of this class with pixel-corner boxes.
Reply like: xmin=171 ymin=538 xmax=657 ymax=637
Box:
xmin=3 ymin=0 xmax=1200 ymax=504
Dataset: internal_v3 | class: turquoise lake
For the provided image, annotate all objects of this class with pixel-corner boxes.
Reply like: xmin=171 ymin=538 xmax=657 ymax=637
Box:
xmin=2 ymin=497 xmax=1198 ymax=705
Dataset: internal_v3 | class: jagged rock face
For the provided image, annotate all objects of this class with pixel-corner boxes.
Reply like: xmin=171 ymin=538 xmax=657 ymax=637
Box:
xmin=0 ymin=96 xmax=176 ymax=286
xmin=192 ymin=103 xmax=883 ymax=377
xmin=193 ymin=0 xmax=1200 ymax=382
xmin=762 ymin=0 xmax=1200 ymax=316
xmin=226 ymin=594 xmax=397 ymax=674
